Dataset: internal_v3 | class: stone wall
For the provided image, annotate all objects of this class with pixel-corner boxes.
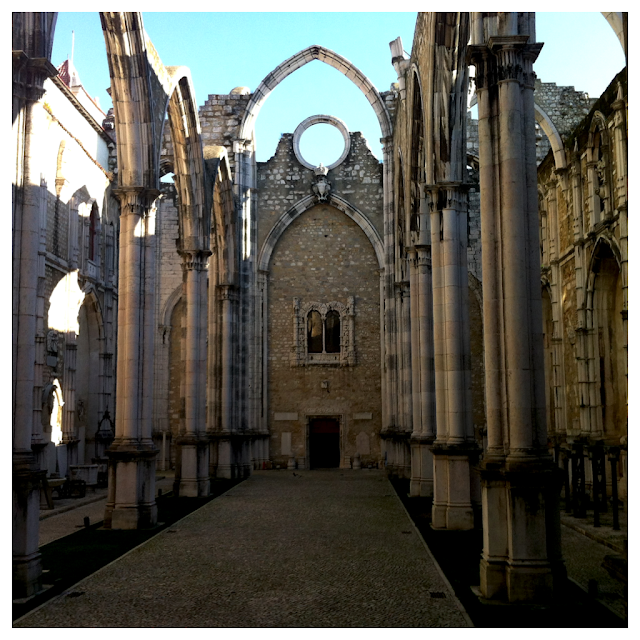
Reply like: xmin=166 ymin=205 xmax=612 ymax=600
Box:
xmin=257 ymin=123 xmax=384 ymax=468
xmin=536 ymin=69 xmax=627 ymax=496
xmin=256 ymin=131 xmax=384 ymax=252
xmin=161 ymin=92 xmax=252 ymax=179
xmin=266 ymin=204 xmax=382 ymax=469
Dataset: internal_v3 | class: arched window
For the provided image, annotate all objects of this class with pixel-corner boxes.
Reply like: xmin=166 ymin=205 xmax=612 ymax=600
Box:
xmin=307 ymin=310 xmax=323 ymax=353
xmin=307 ymin=309 xmax=340 ymax=354
xmin=293 ymin=298 xmax=355 ymax=367
xmin=325 ymin=310 xmax=340 ymax=353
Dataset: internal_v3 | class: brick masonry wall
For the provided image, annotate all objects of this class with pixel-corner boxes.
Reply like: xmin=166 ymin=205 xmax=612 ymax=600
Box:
xmin=267 ymin=204 xmax=382 ymax=468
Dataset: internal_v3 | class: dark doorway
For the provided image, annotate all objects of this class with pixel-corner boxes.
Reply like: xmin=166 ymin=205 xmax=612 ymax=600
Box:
xmin=309 ymin=418 xmax=340 ymax=468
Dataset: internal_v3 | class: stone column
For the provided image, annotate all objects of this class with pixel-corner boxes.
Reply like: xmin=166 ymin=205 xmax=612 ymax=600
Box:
xmin=177 ymin=250 xmax=211 ymax=497
xmin=216 ymin=283 xmax=236 ymax=479
xmin=408 ymin=186 xmax=436 ymax=497
xmin=470 ymin=18 xmax=563 ymax=602
xmin=12 ymin=48 xmax=57 ymax=599
xmin=32 ymin=177 xmax=48 ymax=462
xmin=256 ymin=269 xmax=269 ymax=467
xmin=381 ymin=137 xmax=398 ymax=438
xmin=545 ymin=179 xmax=568 ymax=438
xmin=105 ymin=188 xmax=159 ymax=530
xmin=428 ymin=184 xmax=474 ymax=530
xmin=60 ymin=338 xmax=78 ymax=470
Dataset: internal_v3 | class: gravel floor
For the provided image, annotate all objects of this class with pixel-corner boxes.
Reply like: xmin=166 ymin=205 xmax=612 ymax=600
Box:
xmin=17 ymin=470 xmax=470 ymax=628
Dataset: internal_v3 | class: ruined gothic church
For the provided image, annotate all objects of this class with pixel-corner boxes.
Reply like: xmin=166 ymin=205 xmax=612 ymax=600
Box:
xmin=13 ymin=12 xmax=627 ymax=605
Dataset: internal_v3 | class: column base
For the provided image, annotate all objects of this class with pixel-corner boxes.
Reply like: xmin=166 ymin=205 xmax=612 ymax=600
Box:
xmin=215 ymin=438 xmax=233 ymax=479
xmin=177 ymin=438 xmax=210 ymax=497
xmin=431 ymin=443 xmax=476 ymax=530
xmin=479 ymin=557 xmax=508 ymax=601
xmin=479 ymin=457 xmax=563 ymax=603
xmin=13 ymin=551 xmax=44 ymax=601
xmin=13 ymin=451 xmax=44 ymax=599
xmin=104 ymin=442 xmax=158 ymax=530
xmin=410 ymin=439 xmax=434 ymax=497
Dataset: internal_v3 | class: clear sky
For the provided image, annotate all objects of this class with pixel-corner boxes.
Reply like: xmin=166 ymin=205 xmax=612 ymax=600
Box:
xmin=50 ymin=10 xmax=625 ymax=165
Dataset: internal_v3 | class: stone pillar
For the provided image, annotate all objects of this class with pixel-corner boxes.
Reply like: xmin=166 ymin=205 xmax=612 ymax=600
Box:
xmin=428 ymin=184 xmax=475 ymax=530
xmin=470 ymin=17 xmax=563 ymax=602
xmin=105 ymin=188 xmax=159 ymax=530
xmin=177 ymin=250 xmax=211 ymax=497
xmin=216 ymin=283 xmax=236 ymax=479
xmin=32 ymin=177 xmax=48 ymax=464
xmin=12 ymin=46 xmax=57 ymax=599
xmin=381 ymin=137 xmax=398 ymax=435
xmin=408 ymin=185 xmax=436 ymax=497
xmin=61 ymin=338 xmax=78 ymax=468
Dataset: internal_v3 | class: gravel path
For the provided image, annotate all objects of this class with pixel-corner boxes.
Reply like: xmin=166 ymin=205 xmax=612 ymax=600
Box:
xmin=17 ymin=470 xmax=470 ymax=628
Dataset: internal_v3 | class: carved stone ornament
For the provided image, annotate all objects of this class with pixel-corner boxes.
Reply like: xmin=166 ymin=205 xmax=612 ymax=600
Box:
xmin=46 ymin=330 xmax=59 ymax=355
xmin=312 ymin=164 xmax=331 ymax=202
xmin=291 ymin=297 xmax=356 ymax=367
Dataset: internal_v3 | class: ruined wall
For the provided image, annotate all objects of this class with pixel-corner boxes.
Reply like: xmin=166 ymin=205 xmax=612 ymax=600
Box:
xmin=257 ymin=127 xmax=384 ymax=468
xmin=161 ymin=91 xmax=252 ymax=179
xmin=266 ymin=204 xmax=382 ymax=468
xmin=536 ymin=69 xmax=627 ymax=496
xmin=256 ymin=131 xmax=384 ymax=251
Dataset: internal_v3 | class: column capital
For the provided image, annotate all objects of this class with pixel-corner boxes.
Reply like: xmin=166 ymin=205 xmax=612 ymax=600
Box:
xmin=179 ymin=249 xmax=211 ymax=271
xmin=233 ymin=138 xmax=253 ymax=153
xmin=112 ymin=187 xmax=161 ymax=216
xmin=380 ymin=135 xmax=394 ymax=154
xmin=12 ymin=52 xmax=58 ymax=102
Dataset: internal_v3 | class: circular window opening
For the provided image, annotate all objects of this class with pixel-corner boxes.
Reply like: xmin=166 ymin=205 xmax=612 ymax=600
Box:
xmin=293 ymin=115 xmax=350 ymax=170
xmin=299 ymin=123 xmax=345 ymax=169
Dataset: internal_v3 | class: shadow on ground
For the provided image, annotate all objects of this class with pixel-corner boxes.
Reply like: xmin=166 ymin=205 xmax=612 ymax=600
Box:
xmin=389 ymin=477 xmax=625 ymax=628
xmin=13 ymin=479 xmax=242 ymax=622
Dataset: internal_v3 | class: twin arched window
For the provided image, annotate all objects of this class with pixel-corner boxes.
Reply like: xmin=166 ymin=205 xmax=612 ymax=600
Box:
xmin=291 ymin=298 xmax=355 ymax=367
xmin=307 ymin=309 xmax=340 ymax=353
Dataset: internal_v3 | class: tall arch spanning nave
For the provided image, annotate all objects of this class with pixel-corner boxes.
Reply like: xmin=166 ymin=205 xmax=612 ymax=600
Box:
xmin=13 ymin=12 xmax=627 ymax=605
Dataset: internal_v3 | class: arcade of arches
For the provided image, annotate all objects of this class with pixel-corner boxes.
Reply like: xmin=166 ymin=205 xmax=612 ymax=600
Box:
xmin=13 ymin=11 xmax=627 ymax=606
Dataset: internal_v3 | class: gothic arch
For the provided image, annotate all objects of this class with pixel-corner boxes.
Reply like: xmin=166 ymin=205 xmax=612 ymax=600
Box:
xmin=409 ymin=68 xmax=425 ymax=235
xmin=165 ymin=68 xmax=210 ymax=252
xmin=162 ymin=284 xmax=184 ymax=329
xmin=601 ymin=12 xmax=626 ymax=57
xmin=100 ymin=13 xmax=209 ymax=253
xmin=586 ymin=235 xmax=623 ymax=291
xmin=534 ymin=103 xmax=567 ymax=170
xmin=395 ymin=148 xmax=407 ymax=281
xmin=238 ymin=45 xmax=392 ymax=143
xmin=258 ymin=194 xmax=384 ymax=273
xmin=206 ymin=146 xmax=237 ymax=284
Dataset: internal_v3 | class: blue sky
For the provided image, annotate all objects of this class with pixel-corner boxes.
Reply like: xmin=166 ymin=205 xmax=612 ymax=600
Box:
xmin=50 ymin=11 xmax=625 ymax=164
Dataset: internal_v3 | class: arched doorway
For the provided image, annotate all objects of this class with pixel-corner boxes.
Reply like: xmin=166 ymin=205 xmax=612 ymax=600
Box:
xmin=591 ymin=241 xmax=625 ymax=441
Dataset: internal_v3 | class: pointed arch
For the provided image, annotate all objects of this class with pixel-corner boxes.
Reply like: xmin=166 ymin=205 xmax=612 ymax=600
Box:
xmin=101 ymin=13 xmax=209 ymax=252
xmin=258 ymin=194 xmax=384 ymax=272
xmin=165 ymin=67 xmax=210 ymax=252
xmin=205 ymin=146 xmax=237 ymax=285
xmin=239 ymin=45 xmax=392 ymax=142
xmin=534 ymin=103 xmax=567 ymax=170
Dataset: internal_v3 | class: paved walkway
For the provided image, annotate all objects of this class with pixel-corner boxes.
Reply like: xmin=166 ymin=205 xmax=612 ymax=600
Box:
xmin=17 ymin=470 xmax=471 ymax=628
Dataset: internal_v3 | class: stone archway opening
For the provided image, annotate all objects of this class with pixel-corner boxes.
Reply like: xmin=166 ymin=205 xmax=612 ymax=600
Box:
xmin=591 ymin=242 xmax=624 ymax=441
